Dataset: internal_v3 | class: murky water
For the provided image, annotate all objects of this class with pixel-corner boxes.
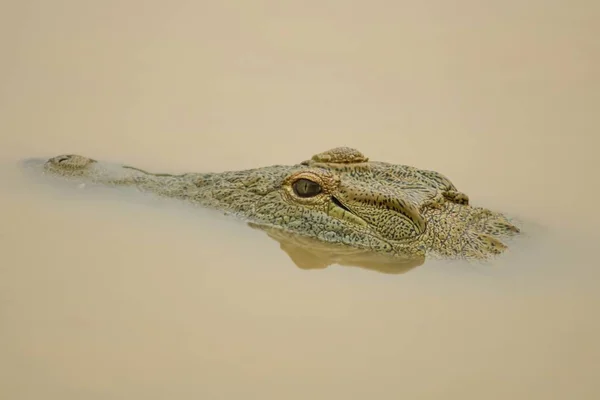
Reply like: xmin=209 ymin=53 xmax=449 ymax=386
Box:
xmin=1 ymin=1 xmax=599 ymax=399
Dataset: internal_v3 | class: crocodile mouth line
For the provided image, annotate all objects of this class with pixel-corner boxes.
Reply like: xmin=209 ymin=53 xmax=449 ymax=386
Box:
xmin=331 ymin=196 xmax=352 ymax=213
xmin=327 ymin=196 xmax=369 ymax=228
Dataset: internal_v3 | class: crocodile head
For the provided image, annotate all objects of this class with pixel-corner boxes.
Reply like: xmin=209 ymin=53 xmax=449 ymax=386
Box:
xmin=30 ymin=147 xmax=520 ymax=261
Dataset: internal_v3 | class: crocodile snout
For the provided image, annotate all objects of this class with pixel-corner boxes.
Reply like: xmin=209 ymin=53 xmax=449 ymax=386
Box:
xmin=45 ymin=154 xmax=96 ymax=170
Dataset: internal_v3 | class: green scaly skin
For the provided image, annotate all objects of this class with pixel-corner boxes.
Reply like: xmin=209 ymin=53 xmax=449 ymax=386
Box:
xmin=33 ymin=147 xmax=520 ymax=261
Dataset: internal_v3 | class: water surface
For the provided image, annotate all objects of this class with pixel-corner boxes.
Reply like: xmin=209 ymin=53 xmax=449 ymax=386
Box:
xmin=1 ymin=1 xmax=598 ymax=399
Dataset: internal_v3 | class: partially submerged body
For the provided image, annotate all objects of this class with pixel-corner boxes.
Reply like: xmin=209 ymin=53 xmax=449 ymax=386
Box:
xmin=30 ymin=147 xmax=520 ymax=264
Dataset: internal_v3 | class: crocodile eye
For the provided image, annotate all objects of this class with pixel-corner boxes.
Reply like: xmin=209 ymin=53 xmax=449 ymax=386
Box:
xmin=292 ymin=178 xmax=322 ymax=198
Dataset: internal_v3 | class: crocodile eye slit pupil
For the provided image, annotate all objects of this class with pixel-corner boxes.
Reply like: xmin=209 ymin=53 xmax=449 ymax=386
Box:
xmin=292 ymin=178 xmax=322 ymax=198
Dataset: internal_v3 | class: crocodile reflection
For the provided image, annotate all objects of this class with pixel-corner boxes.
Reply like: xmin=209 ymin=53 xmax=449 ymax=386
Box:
xmin=249 ymin=223 xmax=424 ymax=275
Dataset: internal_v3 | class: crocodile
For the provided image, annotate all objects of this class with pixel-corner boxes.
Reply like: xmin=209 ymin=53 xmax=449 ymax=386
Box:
xmin=27 ymin=147 xmax=520 ymax=268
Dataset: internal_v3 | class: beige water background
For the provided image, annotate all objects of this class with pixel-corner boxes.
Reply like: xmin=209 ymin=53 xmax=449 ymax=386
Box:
xmin=1 ymin=1 xmax=599 ymax=399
